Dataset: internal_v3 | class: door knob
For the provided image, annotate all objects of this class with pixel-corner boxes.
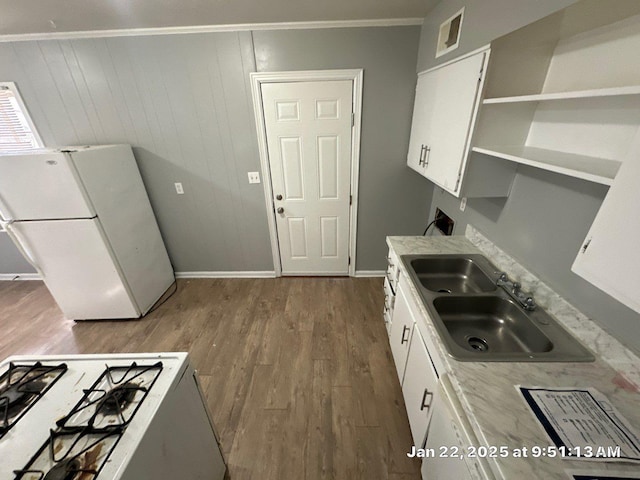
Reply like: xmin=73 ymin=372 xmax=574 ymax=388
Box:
xmin=277 ymin=207 xmax=284 ymax=214
xmin=276 ymin=194 xmax=283 ymax=200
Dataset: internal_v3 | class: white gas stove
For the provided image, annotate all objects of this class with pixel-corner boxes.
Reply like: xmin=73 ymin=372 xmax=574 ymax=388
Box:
xmin=0 ymin=353 xmax=226 ymax=480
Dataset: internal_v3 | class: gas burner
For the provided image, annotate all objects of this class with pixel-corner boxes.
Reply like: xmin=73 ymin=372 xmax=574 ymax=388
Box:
xmin=96 ymin=382 xmax=142 ymax=416
xmin=57 ymin=362 xmax=162 ymax=430
xmin=0 ymin=362 xmax=67 ymax=437
xmin=42 ymin=458 xmax=81 ymax=480
xmin=1 ymin=380 xmax=46 ymax=417
xmin=14 ymin=428 xmax=122 ymax=480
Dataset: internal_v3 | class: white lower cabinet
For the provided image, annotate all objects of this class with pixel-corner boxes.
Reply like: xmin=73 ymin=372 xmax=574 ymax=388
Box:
xmin=389 ymin=281 xmax=415 ymax=382
xmin=402 ymin=326 xmax=439 ymax=448
xmin=421 ymin=389 xmax=473 ymax=480
xmin=385 ymin=261 xmax=490 ymax=480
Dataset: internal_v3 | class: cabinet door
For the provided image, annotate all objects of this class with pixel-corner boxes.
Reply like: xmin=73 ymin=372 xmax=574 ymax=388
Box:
xmin=407 ymin=51 xmax=487 ymax=195
xmin=572 ymin=131 xmax=640 ymax=314
xmin=421 ymin=393 xmax=473 ymax=480
xmin=426 ymin=51 xmax=486 ymax=194
xmin=402 ymin=327 xmax=439 ymax=449
xmin=389 ymin=283 xmax=415 ymax=382
xmin=407 ymin=73 xmax=437 ymax=173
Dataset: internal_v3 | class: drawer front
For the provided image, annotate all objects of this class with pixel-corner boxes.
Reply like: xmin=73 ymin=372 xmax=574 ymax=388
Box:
xmin=383 ymin=276 xmax=395 ymax=310
xmin=383 ymin=308 xmax=392 ymax=335
xmin=386 ymin=248 xmax=400 ymax=293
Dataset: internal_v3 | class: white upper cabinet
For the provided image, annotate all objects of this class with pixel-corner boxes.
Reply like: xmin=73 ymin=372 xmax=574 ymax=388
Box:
xmin=408 ymin=49 xmax=490 ymax=196
xmin=407 ymin=49 xmax=515 ymax=198
xmin=572 ymin=131 xmax=640 ymax=314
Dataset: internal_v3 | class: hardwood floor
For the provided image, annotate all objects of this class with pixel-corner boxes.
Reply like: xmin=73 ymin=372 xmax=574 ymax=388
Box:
xmin=0 ymin=278 xmax=421 ymax=479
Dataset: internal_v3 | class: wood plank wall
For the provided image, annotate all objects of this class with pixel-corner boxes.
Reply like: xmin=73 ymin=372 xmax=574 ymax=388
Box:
xmin=0 ymin=33 xmax=273 ymax=272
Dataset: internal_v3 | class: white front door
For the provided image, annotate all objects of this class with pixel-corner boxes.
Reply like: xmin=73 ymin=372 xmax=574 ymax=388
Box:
xmin=261 ymin=80 xmax=353 ymax=275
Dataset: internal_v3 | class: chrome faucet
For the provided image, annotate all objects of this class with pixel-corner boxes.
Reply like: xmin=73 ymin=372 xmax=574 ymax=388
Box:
xmin=496 ymin=273 xmax=537 ymax=311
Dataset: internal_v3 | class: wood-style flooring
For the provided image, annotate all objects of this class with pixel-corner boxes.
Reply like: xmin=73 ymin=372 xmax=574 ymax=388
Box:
xmin=0 ymin=278 xmax=420 ymax=479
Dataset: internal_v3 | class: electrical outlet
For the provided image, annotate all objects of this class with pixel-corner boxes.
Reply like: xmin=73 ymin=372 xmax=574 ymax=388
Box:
xmin=248 ymin=172 xmax=260 ymax=184
xmin=174 ymin=182 xmax=184 ymax=195
xmin=460 ymin=197 xmax=467 ymax=212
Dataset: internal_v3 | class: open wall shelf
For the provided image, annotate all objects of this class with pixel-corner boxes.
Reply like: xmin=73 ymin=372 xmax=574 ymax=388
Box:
xmin=465 ymin=0 xmax=640 ymax=316
xmin=472 ymin=6 xmax=640 ymax=187
xmin=471 ymin=146 xmax=620 ymax=185
xmin=483 ymin=85 xmax=640 ymax=105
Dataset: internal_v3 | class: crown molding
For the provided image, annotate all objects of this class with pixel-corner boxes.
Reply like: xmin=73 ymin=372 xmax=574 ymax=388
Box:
xmin=0 ymin=18 xmax=424 ymax=42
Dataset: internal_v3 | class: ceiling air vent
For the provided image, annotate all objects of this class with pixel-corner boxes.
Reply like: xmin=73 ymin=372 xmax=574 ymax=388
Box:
xmin=436 ymin=8 xmax=464 ymax=58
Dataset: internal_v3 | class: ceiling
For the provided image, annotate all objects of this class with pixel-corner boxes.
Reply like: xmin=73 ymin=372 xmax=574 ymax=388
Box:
xmin=1 ymin=0 xmax=439 ymax=36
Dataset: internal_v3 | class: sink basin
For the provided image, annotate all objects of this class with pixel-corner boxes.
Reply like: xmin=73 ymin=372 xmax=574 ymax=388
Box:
xmin=433 ymin=296 xmax=553 ymax=354
xmin=401 ymin=253 xmax=595 ymax=362
xmin=409 ymin=257 xmax=496 ymax=294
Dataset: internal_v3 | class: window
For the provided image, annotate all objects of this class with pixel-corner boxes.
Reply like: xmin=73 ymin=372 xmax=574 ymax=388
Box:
xmin=0 ymin=82 xmax=43 ymax=154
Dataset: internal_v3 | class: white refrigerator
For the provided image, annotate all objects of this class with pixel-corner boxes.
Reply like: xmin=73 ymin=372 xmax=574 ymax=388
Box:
xmin=0 ymin=145 xmax=175 ymax=320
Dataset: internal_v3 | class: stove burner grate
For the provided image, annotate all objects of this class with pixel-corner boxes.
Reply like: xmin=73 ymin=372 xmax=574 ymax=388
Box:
xmin=0 ymin=362 xmax=67 ymax=437
xmin=13 ymin=427 xmax=122 ymax=480
xmin=56 ymin=361 xmax=163 ymax=430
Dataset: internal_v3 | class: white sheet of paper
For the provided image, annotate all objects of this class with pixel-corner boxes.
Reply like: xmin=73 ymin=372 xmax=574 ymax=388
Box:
xmin=518 ymin=386 xmax=640 ymax=463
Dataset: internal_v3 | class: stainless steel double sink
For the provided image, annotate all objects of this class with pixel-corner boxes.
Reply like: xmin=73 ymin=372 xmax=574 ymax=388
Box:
xmin=402 ymin=254 xmax=594 ymax=362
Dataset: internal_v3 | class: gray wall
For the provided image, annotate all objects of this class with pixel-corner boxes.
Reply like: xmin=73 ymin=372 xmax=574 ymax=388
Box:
xmin=416 ymin=0 xmax=578 ymax=72
xmin=253 ymin=27 xmax=433 ymax=271
xmin=0 ymin=233 xmax=34 ymax=274
xmin=0 ymin=33 xmax=272 ymax=273
xmin=420 ymin=0 xmax=640 ymax=354
xmin=0 ymin=26 xmax=427 ymax=274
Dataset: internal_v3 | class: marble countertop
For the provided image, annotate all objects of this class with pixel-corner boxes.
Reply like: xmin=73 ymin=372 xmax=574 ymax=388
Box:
xmin=387 ymin=227 xmax=640 ymax=479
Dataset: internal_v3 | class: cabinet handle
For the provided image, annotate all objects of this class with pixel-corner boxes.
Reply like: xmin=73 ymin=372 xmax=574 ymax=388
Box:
xmin=401 ymin=325 xmax=410 ymax=344
xmin=420 ymin=388 xmax=433 ymax=411
xmin=424 ymin=146 xmax=431 ymax=168
xmin=418 ymin=144 xmax=427 ymax=166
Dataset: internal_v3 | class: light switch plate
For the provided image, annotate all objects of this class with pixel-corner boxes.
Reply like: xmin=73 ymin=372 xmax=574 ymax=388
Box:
xmin=174 ymin=182 xmax=184 ymax=195
xmin=460 ymin=197 xmax=467 ymax=212
xmin=248 ymin=172 xmax=261 ymax=184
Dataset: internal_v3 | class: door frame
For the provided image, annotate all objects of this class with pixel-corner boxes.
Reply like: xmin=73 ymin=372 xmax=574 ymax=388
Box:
xmin=250 ymin=69 xmax=363 ymax=277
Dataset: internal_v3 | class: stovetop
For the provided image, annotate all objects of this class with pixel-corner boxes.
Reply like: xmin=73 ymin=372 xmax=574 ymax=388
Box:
xmin=0 ymin=362 xmax=67 ymax=438
xmin=0 ymin=353 xmax=189 ymax=480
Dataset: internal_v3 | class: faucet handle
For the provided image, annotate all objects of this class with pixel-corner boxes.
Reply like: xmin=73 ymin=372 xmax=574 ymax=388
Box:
xmin=523 ymin=297 xmax=536 ymax=311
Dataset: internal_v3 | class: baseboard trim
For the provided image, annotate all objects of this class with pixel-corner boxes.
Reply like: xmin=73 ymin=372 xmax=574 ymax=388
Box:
xmin=354 ymin=270 xmax=386 ymax=278
xmin=175 ymin=271 xmax=277 ymax=279
xmin=0 ymin=273 xmax=42 ymax=281
xmin=2 ymin=271 xmax=381 ymax=280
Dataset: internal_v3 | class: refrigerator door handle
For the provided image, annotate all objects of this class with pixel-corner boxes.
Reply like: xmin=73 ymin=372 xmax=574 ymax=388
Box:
xmin=5 ymin=224 xmax=42 ymax=272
